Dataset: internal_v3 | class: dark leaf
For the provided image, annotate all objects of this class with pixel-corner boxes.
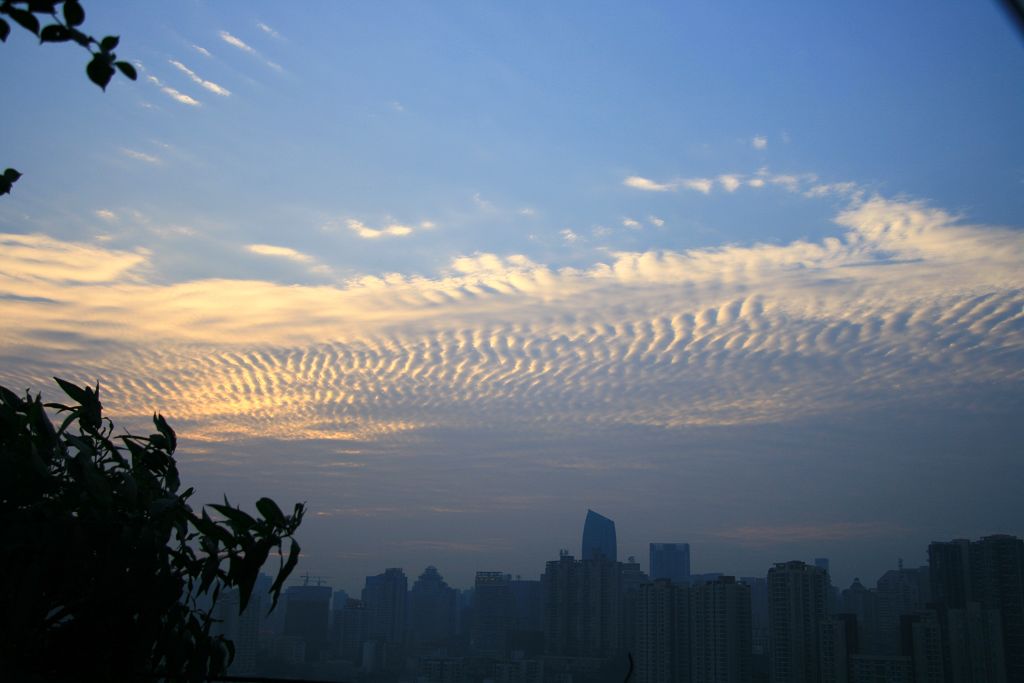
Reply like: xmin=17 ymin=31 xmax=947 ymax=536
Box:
xmin=209 ymin=502 xmax=256 ymax=533
xmin=269 ymin=539 xmax=300 ymax=612
xmin=63 ymin=0 xmax=85 ymax=27
xmin=0 ymin=18 xmax=10 ymax=43
xmin=256 ymin=497 xmax=285 ymax=525
xmin=100 ymin=35 xmax=118 ymax=52
xmin=115 ymin=60 xmax=137 ymax=80
xmin=86 ymin=54 xmax=114 ymax=90
xmin=6 ymin=8 xmax=40 ymax=35
xmin=53 ymin=376 xmax=88 ymax=405
xmin=153 ymin=412 xmax=177 ymax=452
xmin=39 ymin=24 xmax=70 ymax=43
xmin=3 ymin=168 xmax=22 ymax=182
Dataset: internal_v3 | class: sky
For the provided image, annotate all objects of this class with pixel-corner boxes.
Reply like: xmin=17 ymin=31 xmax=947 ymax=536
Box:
xmin=1 ymin=1 xmax=1022 ymax=593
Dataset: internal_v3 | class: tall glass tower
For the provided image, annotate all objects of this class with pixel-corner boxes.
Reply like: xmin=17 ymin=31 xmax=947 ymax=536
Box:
xmin=581 ymin=509 xmax=617 ymax=561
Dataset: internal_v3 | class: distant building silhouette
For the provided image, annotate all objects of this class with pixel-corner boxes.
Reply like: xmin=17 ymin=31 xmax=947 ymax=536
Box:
xmin=473 ymin=571 xmax=516 ymax=656
xmin=691 ymin=576 xmax=752 ymax=683
xmin=651 ymin=543 xmax=691 ymax=584
xmin=542 ymin=551 xmax=622 ymax=658
xmin=768 ymin=560 xmax=828 ymax=683
xmin=636 ymin=578 xmax=691 ymax=683
xmin=582 ymin=509 xmax=617 ymax=562
xmin=928 ymin=534 xmax=1022 ymax=682
xmin=410 ymin=565 xmax=457 ymax=654
xmin=362 ymin=567 xmax=408 ymax=670
xmin=283 ymin=582 xmax=332 ymax=662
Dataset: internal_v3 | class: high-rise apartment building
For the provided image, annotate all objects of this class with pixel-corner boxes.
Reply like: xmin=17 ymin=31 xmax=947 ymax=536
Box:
xmin=651 ymin=543 xmax=691 ymax=584
xmin=410 ymin=566 xmax=457 ymax=653
xmin=928 ymin=534 xmax=1023 ymax=682
xmin=283 ymin=583 xmax=332 ymax=663
xmin=473 ymin=571 xmax=515 ymax=656
xmin=542 ymin=551 xmax=623 ymax=658
xmin=768 ymin=560 xmax=828 ymax=683
xmin=691 ymin=576 xmax=752 ymax=683
xmin=636 ymin=579 xmax=691 ymax=683
xmin=582 ymin=509 xmax=617 ymax=562
xmin=363 ymin=568 xmax=408 ymax=645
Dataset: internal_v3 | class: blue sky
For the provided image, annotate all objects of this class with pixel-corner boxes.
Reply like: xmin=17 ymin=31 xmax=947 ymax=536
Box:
xmin=1 ymin=1 xmax=1022 ymax=592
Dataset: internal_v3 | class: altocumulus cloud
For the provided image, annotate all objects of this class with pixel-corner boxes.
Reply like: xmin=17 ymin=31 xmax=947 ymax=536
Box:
xmin=0 ymin=197 xmax=1021 ymax=444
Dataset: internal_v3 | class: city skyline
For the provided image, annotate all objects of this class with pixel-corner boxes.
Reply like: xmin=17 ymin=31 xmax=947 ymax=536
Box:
xmin=1 ymin=2 xmax=1022 ymax=593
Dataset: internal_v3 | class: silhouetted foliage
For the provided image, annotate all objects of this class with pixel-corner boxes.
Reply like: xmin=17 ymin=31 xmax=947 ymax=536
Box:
xmin=1 ymin=0 xmax=137 ymax=196
xmin=0 ymin=378 xmax=305 ymax=681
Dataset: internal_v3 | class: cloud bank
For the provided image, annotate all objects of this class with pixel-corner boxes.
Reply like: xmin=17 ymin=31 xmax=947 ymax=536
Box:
xmin=1 ymin=198 xmax=1020 ymax=445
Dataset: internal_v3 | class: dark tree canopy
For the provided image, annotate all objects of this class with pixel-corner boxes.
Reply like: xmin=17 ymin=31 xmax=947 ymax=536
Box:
xmin=0 ymin=379 xmax=305 ymax=681
xmin=1 ymin=0 xmax=137 ymax=196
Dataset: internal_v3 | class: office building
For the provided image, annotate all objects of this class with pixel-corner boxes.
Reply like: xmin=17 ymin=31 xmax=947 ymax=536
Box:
xmin=651 ymin=543 xmax=691 ymax=584
xmin=582 ymin=509 xmax=617 ymax=562
xmin=636 ymin=579 xmax=692 ymax=683
xmin=768 ymin=560 xmax=828 ymax=683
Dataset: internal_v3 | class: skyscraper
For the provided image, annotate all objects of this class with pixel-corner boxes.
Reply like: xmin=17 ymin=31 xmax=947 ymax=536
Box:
xmin=582 ymin=509 xmax=617 ymax=562
xmin=636 ymin=578 xmax=691 ymax=683
xmin=651 ymin=543 xmax=691 ymax=584
xmin=691 ymin=576 xmax=752 ymax=683
xmin=363 ymin=568 xmax=408 ymax=645
xmin=767 ymin=560 xmax=828 ymax=683
xmin=283 ymin=583 xmax=332 ymax=662
xmin=473 ymin=571 xmax=515 ymax=656
xmin=410 ymin=566 xmax=456 ymax=653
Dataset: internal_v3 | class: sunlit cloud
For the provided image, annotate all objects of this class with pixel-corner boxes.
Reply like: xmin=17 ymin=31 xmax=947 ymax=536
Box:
xmin=192 ymin=45 xmax=211 ymax=57
xmin=1 ymin=197 xmax=1021 ymax=445
xmin=682 ymin=178 xmax=713 ymax=194
xmin=219 ymin=31 xmax=255 ymax=54
xmin=623 ymin=175 xmax=673 ymax=192
xmin=347 ymin=219 xmax=415 ymax=239
xmin=95 ymin=209 xmax=118 ymax=222
xmin=561 ymin=228 xmax=581 ymax=243
xmin=246 ymin=244 xmax=314 ymax=263
xmin=622 ymin=218 xmax=642 ymax=230
xmin=649 ymin=216 xmax=665 ymax=227
xmin=146 ymin=75 xmax=201 ymax=106
xmin=718 ymin=174 xmax=743 ymax=192
xmin=752 ymin=135 xmax=768 ymax=150
xmin=169 ymin=60 xmax=231 ymax=97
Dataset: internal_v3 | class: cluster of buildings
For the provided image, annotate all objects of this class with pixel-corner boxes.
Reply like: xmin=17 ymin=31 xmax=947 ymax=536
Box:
xmin=210 ymin=512 xmax=1024 ymax=683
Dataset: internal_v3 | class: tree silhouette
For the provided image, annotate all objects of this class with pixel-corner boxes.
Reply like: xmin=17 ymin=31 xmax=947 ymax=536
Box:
xmin=0 ymin=378 xmax=305 ymax=681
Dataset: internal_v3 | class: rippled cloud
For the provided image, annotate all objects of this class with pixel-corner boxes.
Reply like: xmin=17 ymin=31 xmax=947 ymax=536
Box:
xmin=1 ymin=198 xmax=1021 ymax=447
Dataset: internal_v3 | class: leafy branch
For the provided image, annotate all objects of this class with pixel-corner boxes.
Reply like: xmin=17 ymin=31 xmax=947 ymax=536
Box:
xmin=1 ymin=0 xmax=137 ymax=195
xmin=0 ymin=378 xmax=305 ymax=681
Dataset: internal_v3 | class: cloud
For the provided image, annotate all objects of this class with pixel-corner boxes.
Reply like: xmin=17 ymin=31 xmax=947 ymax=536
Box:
xmin=95 ymin=209 xmax=118 ymax=222
xmin=256 ymin=22 xmax=281 ymax=39
xmin=561 ymin=228 xmax=581 ymax=243
xmin=0 ymin=197 xmax=1020 ymax=444
xmin=219 ymin=31 xmax=255 ymax=54
xmin=246 ymin=244 xmax=314 ymax=263
xmin=624 ymin=175 xmax=714 ymax=194
xmin=752 ymin=135 xmax=768 ymax=150
xmin=347 ymin=219 xmax=415 ymax=239
xmin=714 ymin=522 xmax=906 ymax=545
xmin=649 ymin=216 xmax=665 ymax=227
xmin=146 ymin=76 xmax=200 ymax=106
xmin=518 ymin=208 xmax=536 ymax=217
xmin=682 ymin=178 xmax=713 ymax=194
xmin=121 ymin=148 xmax=161 ymax=164
xmin=748 ymin=178 xmax=765 ymax=188
xmin=622 ymin=218 xmax=642 ymax=230
xmin=193 ymin=45 xmax=211 ymax=57
xmin=169 ymin=60 xmax=231 ymax=97
xmin=718 ymin=175 xmax=742 ymax=192
xmin=219 ymin=30 xmax=283 ymax=72
xmin=624 ymin=176 xmax=673 ymax=192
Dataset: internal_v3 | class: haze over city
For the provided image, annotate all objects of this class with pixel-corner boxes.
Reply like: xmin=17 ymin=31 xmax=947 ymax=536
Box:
xmin=1 ymin=1 xmax=1022 ymax=595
